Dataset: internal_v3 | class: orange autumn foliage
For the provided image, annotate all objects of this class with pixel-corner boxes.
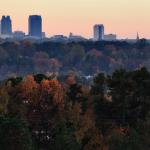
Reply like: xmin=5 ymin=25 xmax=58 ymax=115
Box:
xmin=40 ymin=79 xmax=64 ymax=107
xmin=41 ymin=79 xmax=50 ymax=88
xmin=17 ymin=75 xmax=38 ymax=102
xmin=20 ymin=75 xmax=38 ymax=91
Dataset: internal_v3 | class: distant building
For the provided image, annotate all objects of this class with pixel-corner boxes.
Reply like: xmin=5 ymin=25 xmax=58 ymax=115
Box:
xmin=50 ymin=35 xmax=68 ymax=42
xmin=49 ymin=33 xmax=87 ymax=43
xmin=93 ymin=24 xmax=104 ymax=41
xmin=13 ymin=31 xmax=25 ymax=39
xmin=68 ymin=32 xmax=87 ymax=42
xmin=104 ymin=34 xmax=117 ymax=41
xmin=28 ymin=15 xmax=42 ymax=38
xmin=42 ymin=32 xmax=46 ymax=38
xmin=1 ymin=16 xmax=12 ymax=35
xmin=49 ymin=35 xmax=68 ymax=42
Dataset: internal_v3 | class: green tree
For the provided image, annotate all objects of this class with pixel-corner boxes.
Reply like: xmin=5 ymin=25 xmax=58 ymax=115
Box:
xmin=0 ymin=115 xmax=34 ymax=150
xmin=51 ymin=126 xmax=80 ymax=150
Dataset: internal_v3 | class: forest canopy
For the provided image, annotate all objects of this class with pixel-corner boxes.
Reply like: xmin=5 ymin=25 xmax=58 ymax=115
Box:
xmin=0 ymin=68 xmax=150 ymax=150
xmin=0 ymin=39 xmax=149 ymax=79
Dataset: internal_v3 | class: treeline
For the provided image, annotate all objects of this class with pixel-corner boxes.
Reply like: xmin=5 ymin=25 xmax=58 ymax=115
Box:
xmin=0 ymin=68 xmax=150 ymax=150
xmin=0 ymin=39 xmax=150 ymax=79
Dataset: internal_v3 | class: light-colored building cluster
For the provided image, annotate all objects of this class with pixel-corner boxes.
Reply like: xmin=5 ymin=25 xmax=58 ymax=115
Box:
xmin=93 ymin=24 xmax=117 ymax=41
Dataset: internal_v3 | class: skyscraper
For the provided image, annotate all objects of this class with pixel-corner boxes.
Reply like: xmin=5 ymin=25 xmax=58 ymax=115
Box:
xmin=28 ymin=15 xmax=42 ymax=38
xmin=93 ymin=24 xmax=104 ymax=41
xmin=1 ymin=16 xmax=12 ymax=35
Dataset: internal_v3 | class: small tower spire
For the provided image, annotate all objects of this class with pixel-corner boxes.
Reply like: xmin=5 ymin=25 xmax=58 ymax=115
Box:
xmin=137 ymin=32 xmax=140 ymax=42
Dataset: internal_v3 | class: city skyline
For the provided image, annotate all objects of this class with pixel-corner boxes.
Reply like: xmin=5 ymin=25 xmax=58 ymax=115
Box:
xmin=0 ymin=0 xmax=150 ymax=38
xmin=0 ymin=15 xmax=144 ymax=41
xmin=0 ymin=16 xmax=116 ymax=41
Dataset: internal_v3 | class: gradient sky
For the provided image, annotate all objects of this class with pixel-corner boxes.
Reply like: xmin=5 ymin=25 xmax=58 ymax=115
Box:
xmin=0 ymin=0 xmax=150 ymax=38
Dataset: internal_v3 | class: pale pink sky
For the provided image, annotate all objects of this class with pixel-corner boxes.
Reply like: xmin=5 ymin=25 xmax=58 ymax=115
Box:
xmin=0 ymin=0 xmax=150 ymax=38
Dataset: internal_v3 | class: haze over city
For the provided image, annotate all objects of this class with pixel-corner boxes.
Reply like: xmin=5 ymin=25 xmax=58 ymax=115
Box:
xmin=0 ymin=0 xmax=150 ymax=39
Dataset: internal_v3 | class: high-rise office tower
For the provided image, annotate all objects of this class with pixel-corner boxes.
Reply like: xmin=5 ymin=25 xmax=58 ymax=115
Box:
xmin=28 ymin=15 xmax=42 ymax=38
xmin=93 ymin=24 xmax=104 ymax=41
xmin=1 ymin=16 xmax=12 ymax=35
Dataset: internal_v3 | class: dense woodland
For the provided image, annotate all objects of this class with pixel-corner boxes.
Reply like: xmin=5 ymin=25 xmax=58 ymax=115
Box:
xmin=0 ymin=68 xmax=150 ymax=150
xmin=0 ymin=39 xmax=150 ymax=79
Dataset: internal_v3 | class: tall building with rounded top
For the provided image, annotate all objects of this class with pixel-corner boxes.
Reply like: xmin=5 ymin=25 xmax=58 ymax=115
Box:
xmin=28 ymin=15 xmax=42 ymax=38
xmin=93 ymin=24 xmax=104 ymax=41
xmin=1 ymin=16 xmax=12 ymax=35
